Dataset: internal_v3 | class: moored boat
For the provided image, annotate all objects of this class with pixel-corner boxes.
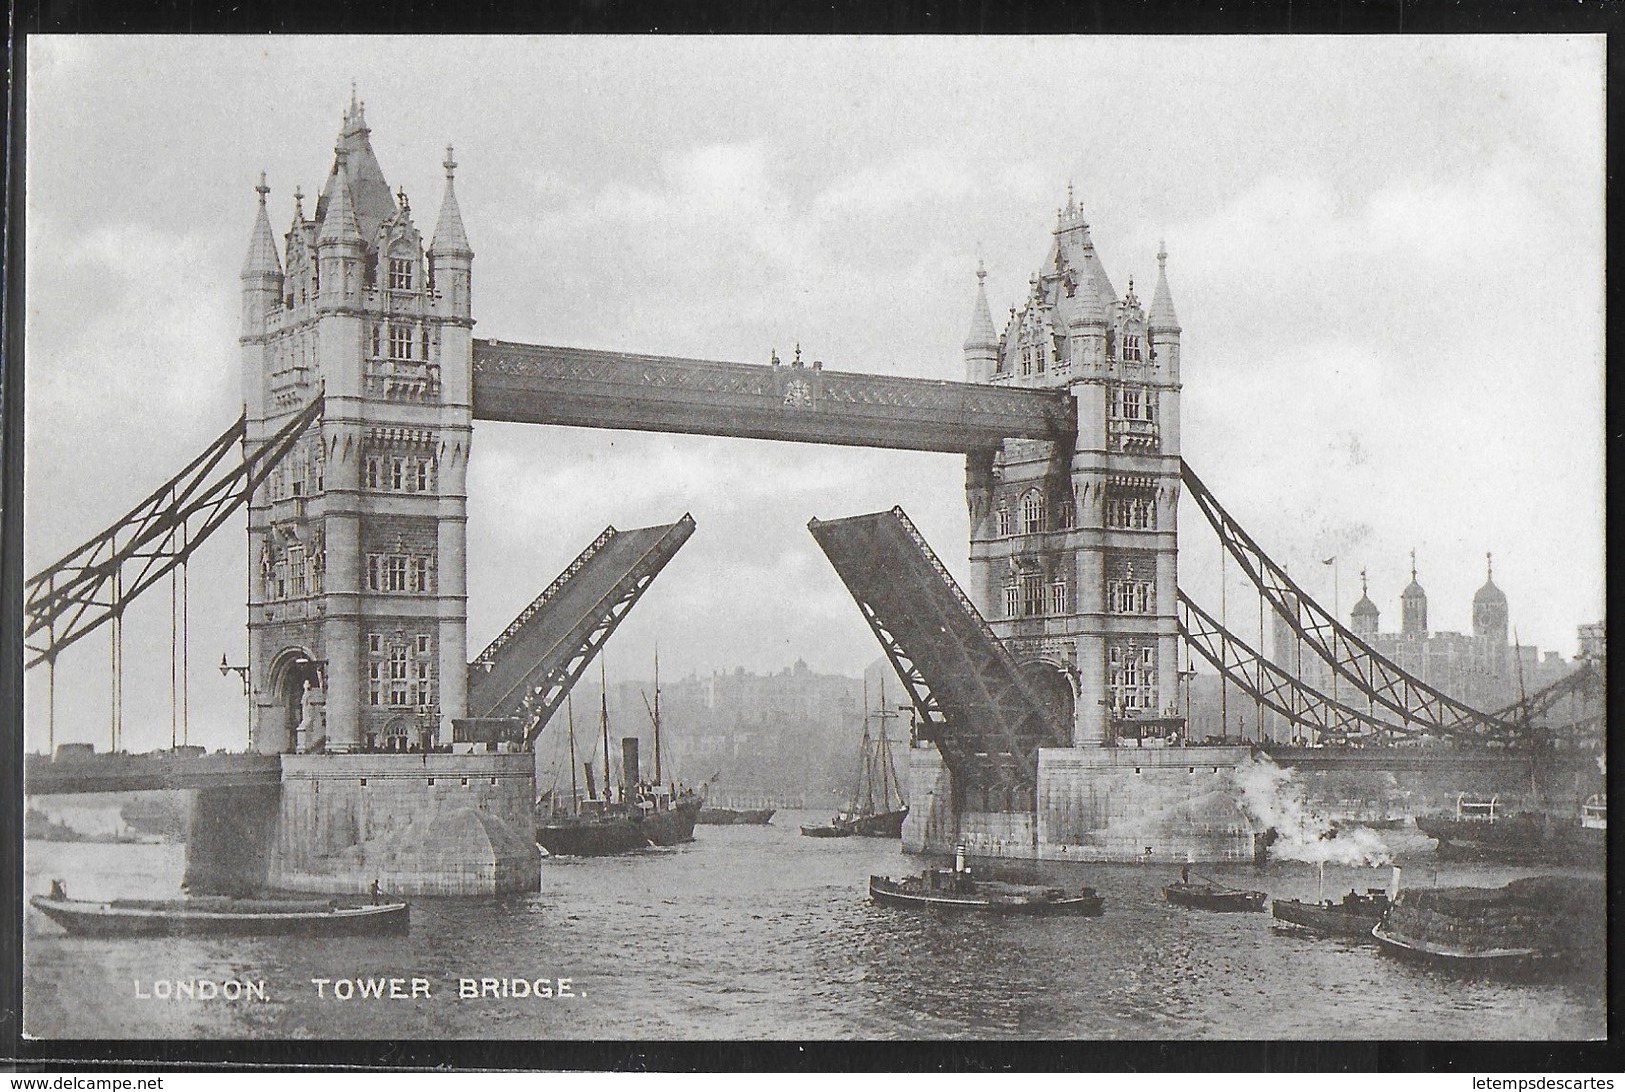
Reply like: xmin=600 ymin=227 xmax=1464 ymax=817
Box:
xmin=697 ymin=806 xmax=775 ymax=826
xmin=799 ymin=821 xmax=853 ymax=838
xmin=1371 ymin=873 xmax=1605 ymax=976
xmin=30 ymin=888 xmax=408 ymax=937
xmin=1272 ymin=889 xmax=1390 ymax=937
xmin=1163 ymin=870 xmax=1267 ymax=913
xmin=869 ymin=846 xmax=1103 ymax=915
xmin=1416 ymin=793 xmax=1605 ymax=864
xmin=802 ymin=677 xmax=909 ymax=840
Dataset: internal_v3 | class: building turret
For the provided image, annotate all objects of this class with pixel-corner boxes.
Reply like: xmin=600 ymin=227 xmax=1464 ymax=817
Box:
xmin=1400 ymin=550 xmax=1428 ymax=637
xmin=961 ymin=260 xmax=999 ymax=382
xmin=429 ymin=146 xmax=475 ymax=322
xmin=1350 ymin=568 xmax=1380 ymax=638
xmin=1472 ymin=551 xmax=1509 ymax=643
xmin=240 ymin=172 xmax=283 ymax=338
xmin=315 ymin=145 xmax=364 ymax=310
xmin=1147 ymin=241 xmax=1181 ymax=379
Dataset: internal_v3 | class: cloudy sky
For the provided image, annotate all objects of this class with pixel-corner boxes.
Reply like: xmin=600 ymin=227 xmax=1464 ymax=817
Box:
xmin=23 ymin=36 xmax=1605 ymax=754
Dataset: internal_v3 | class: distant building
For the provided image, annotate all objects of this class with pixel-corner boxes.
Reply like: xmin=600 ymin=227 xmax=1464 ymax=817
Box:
xmin=1250 ymin=552 xmax=1581 ymax=742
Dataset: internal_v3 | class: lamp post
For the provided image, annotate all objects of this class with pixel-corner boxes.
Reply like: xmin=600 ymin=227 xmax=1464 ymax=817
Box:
xmin=219 ymin=653 xmax=251 ymax=750
xmin=1179 ymin=666 xmax=1197 ymax=742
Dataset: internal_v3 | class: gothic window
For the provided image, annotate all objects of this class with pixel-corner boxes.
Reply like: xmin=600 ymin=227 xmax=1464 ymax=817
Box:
xmin=1049 ymin=578 xmax=1067 ymax=616
xmin=415 ymin=458 xmax=433 ymax=493
xmin=1021 ymin=571 xmax=1044 ymax=617
xmin=389 ymin=646 xmax=408 ymax=706
xmin=1144 ymin=391 xmax=1158 ymax=422
xmin=386 ymin=555 xmax=408 ymax=593
xmin=1059 ymin=495 xmax=1075 ymax=529
xmin=370 ymin=325 xmax=381 ymax=357
xmin=288 ymin=545 xmax=306 ymax=597
xmin=273 ymin=560 xmax=287 ymax=600
xmin=1105 ymin=329 xmax=1116 ymax=359
xmin=1107 ymin=573 xmax=1155 ymax=614
xmin=390 ymin=457 xmax=406 ymax=491
xmin=1131 ymin=496 xmax=1155 ymax=530
xmin=366 ymin=554 xmax=381 ymax=592
xmin=389 ymin=257 xmax=414 ymax=291
xmin=1122 ymin=332 xmax=1142 ymax=362
xmin=368 ymin=633 xmax=382 ymax=654
xmin=368 ymin=661 xmax=383 ymax=706
xmin=996 ymin=508 xmax=1013 ymax=537
xmin=1003 ymin=580 xmax=1020 ymax=620
xmin=1021 ymin=347 xmax=1034 ymax=377
xmin=312 ymin=446 xmax=324 ymax=491
xmin=1108 ymin=645 xmax=1157 ymax=712
xmin=1121 ymin=387 xmax=1141 ymax=420
xmin=1107 ymin=385 xmax=1120 ymax=418
xmin=410 ymin=556 xmax=430 ymax=593
xmin=421 ymin=327 xmax=431 ymax=361
xmin=1020 ymin=490 xmax=1046 ymax=534
xmin=365 ymin=458 xmax=382 ymax=490
xmin=389 ymin=324 xmax=413 ymax=360
xmin=416 ymin=634 xmax=431 ymax=656
xmin=413 ymin=662 xmax=433 ymax=707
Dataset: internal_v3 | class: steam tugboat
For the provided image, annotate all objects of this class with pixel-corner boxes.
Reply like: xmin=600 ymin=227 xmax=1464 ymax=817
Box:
xmin=869 ymin=846 xmax=1104 ymax=915
xmin=1163 ymin=868 xmax=1267 ymax=912
xmin=535 ymin=658 xmax=700 ymax=857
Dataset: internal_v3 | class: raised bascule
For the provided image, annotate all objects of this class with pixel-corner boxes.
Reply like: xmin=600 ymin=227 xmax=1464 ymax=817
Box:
xmin=23 ymin=98 xmax=1604 ymax=893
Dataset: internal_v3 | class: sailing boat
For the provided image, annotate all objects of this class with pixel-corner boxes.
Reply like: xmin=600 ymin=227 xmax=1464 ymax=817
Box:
xmin=801 ymin=676 xmax=910 ymax=839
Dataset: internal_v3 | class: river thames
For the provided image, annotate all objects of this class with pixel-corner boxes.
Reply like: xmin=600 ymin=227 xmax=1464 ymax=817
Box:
xmin=22 ymin=815 xmax=1605 ymax=1041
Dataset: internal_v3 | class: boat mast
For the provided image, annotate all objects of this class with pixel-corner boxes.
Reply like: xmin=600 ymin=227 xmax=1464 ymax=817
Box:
xmin=652 ymin=648 xmax=663 ymax=786
xmin=601 ymin=655 xmax=612 ymax=799
xmin=566 ymin=695 xmax=580 ymax=815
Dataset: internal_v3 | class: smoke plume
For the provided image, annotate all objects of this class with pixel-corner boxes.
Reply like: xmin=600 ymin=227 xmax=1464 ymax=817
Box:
xmin=1230 ymin=754 xmax=1392 ymax=866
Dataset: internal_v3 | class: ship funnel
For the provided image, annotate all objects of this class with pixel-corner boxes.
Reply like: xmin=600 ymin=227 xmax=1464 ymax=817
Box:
xmin=622 ymin=736 xmax=640 ymax=787
xmin=954 ymin=843 xmax=967 ymax=874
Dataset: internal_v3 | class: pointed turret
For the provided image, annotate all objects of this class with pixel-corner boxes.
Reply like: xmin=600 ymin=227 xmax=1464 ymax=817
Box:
xmin=1350 ymin=568 xmax=1380 ymax=637
xmin=962 ymin=260 xmax=999 ymax=382
xmin=316 ymin=90 xmax=399 ymax=244
xmin=430 ymin=146 xmax=473 ymax=259
xmin=240 ymin=173 xmax=283 ymax=338
xmin=1472 ymin=551 xmax=1509 ymax=643
xmin=1400 ymin=549 xmax=1429 ymax=637
xmin=316 ymin=148 xmax=364 ymax=311
xmin=1148 ymin=241 xmax=1180 ymax=333
xmin=317 ymin=151 xmax=362 ymax=246
xmin=241 ymin=172 xmax=283 ymax=278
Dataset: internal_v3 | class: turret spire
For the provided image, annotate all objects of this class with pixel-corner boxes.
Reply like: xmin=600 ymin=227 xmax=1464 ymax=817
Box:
xmin=1147 ymin=239 xmax=1181 ymax=333
xmin=429 ymin=144 xmax=473 ymax=258
xmin=317 ymin=152 xmax=362 ymax=244
xmin=241 ymin=171 xmax=283 ymax=277
xmin=962 ymin=258 xmax=998 ymax=353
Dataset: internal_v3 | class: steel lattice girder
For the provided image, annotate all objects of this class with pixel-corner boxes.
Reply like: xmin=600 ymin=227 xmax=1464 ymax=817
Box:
xmin=23 ymin=400 xmax=323 ymax=669
xmin=1179 ymin=460 xmax=1516 ymax=741
xmin=464 ymin=515 xmax=696 ymax=747
xmin=1177 ymin=590 xmax=1415 ymax=741
xmin=1489 ymin=660 xmax=1605 ymax=731
xmin=808 ymin=506 xmax=1065 ymax=791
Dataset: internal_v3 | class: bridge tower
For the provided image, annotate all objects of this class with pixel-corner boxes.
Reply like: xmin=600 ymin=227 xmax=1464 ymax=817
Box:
xmin=965 ymin=191 xmax=1183 ymax=753
xmin=240 ymin=93 xmax=474 ymax=755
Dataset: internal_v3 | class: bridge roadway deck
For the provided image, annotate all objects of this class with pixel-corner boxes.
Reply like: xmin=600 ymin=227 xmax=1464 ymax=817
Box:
xmin=471 ymin=340 xmax=1076 ymax=453
xmin=24 ymin=751 xmax=283 ymax=794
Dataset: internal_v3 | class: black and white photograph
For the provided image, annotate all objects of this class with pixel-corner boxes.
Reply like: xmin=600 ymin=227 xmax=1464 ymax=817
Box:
xmin=14 ymin=33 xmax=1608 ymax=1047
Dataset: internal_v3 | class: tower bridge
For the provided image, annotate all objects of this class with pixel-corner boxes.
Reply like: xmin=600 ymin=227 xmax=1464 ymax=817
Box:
xmin=23 ymin=98 xmax=1603 ymax=892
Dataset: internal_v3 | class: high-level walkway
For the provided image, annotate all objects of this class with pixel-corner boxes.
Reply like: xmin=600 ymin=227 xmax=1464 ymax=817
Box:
xmin=471 ymin=340 xmax=1075 ymax=453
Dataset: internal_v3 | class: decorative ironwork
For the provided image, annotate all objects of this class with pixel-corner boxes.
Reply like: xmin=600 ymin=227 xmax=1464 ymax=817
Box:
xmin=24 ymin=399 xmax=323 ymax=670
xmin=1180 ymin=460 xmax=1517 ymax=742
xmin=1177 ymin=590 xmax=1413 ymax=742
xmin=809 ymin=506 xmax=1066 ymax=792
xmin=471 ymin=339 xmax=1075 ymax=453
xmin=465 ymin=515 xmax=696 ymax=746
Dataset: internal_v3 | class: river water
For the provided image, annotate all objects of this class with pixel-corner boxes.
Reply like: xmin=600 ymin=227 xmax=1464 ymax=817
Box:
xmin=22 ymin=813 xmax=1605 ymax=1041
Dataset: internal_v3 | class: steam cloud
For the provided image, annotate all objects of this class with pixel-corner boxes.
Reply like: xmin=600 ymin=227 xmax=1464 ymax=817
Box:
xmin=1230 ymin=754 xmax=1392 ymax=866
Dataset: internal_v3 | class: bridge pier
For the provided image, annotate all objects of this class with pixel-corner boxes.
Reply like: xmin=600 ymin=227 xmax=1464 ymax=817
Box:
xmin=904 ymin=743 xmax=1264 ymax=864
xmin=181 ymin=753 xmax=539 ymax=897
